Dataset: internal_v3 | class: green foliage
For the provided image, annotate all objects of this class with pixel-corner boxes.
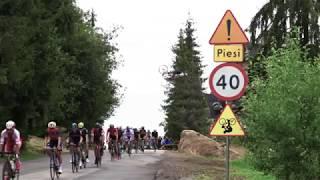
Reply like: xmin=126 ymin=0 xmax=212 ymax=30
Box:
xmin=0 ymin=0 xmax=120 ymax=134
xmin=243 ymin=37 xmax=320 ymax=179
xmin=162 ymin=19 xmax=209 ymax=140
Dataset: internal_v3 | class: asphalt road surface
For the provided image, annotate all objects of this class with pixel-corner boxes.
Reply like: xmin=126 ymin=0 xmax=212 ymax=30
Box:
xmin=2 ymin=150 xmax=164 ymax=180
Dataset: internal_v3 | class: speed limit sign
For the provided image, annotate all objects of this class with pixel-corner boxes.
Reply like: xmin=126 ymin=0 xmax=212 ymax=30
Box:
xmin=209 ymin=63 xmax=248 ymax=101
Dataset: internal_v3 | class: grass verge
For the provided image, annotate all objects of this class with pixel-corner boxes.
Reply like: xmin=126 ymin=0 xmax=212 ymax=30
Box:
xmin=231 ymin=158 xmax=276 ymax=180
xmin=21 ymin=150 xmax=43 ymax=161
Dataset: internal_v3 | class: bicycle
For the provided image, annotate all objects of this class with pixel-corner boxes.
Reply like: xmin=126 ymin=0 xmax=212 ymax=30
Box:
xmin=139 ymin=138 xmax=145 ymax=153
xmin=79 ymin=143 xmax=87 ymax=169
xmin=69 ymin=144 xmax=80 ymax=173
xmin=108 ymin=139 xmax=117 ymax=161
xmin=133 ymin=139 xmax=138 ymax=154
xmin=151 ymin=137 xmax=157 ymax=152
xmin=94 ymin=143 xmax=102 ymax=167
xmin=45 ymin=147 xmax=60 ymax=180
xmin=124 ymin=139 xmax=132 ymax=157
xmin=1 ymin=152 xmax=20 ymax=180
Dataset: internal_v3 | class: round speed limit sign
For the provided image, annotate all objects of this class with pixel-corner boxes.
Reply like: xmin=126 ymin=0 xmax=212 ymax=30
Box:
xmin=209 ymin=63 xmax=248 ymax=101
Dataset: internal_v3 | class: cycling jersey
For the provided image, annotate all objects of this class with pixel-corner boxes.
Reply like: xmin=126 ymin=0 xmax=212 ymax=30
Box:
xmin=92 ymin=127 xmax=104 ymax=144
xmin=123 ymin=129 xmax=134 ymax=142
xmin=0 ymin=129 xmax=21 ymax=153
xmin=139 ymin=129 xmax=146 ymax=139
xmin=134 ymin=131 xmax=139 ymax=140
xmin=69 ymin=128 xmax=81 ymax=145
xmin=152 ymin=131 xmax=158 ymax=138
xmin=46 ymin=128 xmax=60 ymax=148
xmin=79 ymin=128 xmax=88 ymax=143
xmin=107 ymin=128 xmax=117 ymax=140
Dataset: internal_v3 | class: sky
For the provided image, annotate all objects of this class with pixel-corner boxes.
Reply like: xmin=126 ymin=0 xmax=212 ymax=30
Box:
xmin=76 ymin=0 xmax=267 ymax=136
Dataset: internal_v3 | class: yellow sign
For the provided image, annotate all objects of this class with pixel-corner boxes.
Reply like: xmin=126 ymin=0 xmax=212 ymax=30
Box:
xmin=209 ymin=104 xmax=245 ymax=136
xmin=214 ymin=44 xmax=244 ymax=62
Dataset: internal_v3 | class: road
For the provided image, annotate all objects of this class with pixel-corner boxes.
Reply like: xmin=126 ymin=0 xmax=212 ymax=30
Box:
xmin=2 ymin=150 xmax=164 ymax=180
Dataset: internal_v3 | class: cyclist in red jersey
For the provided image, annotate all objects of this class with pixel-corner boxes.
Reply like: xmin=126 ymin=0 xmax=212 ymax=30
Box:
xmin=91 ymin=123 xmax=105 ymax=164
xmin=0 ymin=120 xmax=22 ymax=171
xmin=106 ymin=124 xmax=118 ymax=158
xmin=44 ymin=121 xmax=63 ymax=173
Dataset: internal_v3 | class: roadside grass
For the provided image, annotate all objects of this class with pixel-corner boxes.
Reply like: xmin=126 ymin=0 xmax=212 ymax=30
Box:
xmin=21 ymin=149 xmax=43 ymax=161
xmin=231 ymin=158 xmax=276 ymax=180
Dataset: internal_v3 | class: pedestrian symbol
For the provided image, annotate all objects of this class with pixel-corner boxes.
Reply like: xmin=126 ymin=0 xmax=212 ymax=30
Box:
xmin=209 ymin=104 xmax=245 ymax=136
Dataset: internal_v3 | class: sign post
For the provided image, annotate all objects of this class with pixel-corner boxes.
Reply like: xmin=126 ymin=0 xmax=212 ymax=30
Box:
xmin=208 ymin=9 xmax=249 ymax=180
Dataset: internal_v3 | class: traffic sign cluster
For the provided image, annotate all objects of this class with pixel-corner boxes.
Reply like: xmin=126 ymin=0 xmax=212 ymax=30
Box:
xmin=208 ymin=10 xmax=248 ymax=137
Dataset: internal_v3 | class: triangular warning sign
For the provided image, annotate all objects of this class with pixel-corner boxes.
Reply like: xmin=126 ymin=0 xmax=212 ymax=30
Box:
xmin=209 ymin=10 xmax=249 ymax=45
xmin=209 ymin=104 xmax=245 ymax=136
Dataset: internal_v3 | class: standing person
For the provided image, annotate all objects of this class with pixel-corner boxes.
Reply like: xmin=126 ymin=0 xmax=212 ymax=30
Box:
xmin=78 ymin=122 xmax=89 ymax=163
xmin=44 ymin=121 xmax=63 ymax=173
xmin=106 ymin=124 xmax=118 ymax=159
xmin=91 ymin=122 xmax=105 ymax=164
xmin=68 ymin=123 xmax=82 ymax=167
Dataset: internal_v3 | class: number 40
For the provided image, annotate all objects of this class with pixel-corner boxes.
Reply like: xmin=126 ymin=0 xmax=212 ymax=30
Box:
xmin=216 ymin=75 xmax=239 ymax=90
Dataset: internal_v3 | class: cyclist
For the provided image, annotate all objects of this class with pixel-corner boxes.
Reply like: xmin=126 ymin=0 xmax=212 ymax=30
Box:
xmin=68 ymin=123 xmax=82 ymax=168
xmin=139 ymin=127 xmax=146 ymax=151
xmin=151 ymin=129 xmax=158 ymax=150
xmin=106 ymin=124 xmax=118 ymax=159
xmin=146 ymin=130 xmax=151 ymax=149
xmin=91 ymin=122 xmax=105 ymax=164
xmin=123 ymin=126 xmax=134 ymax=154
xmin=78 ymin=122 xmax=89 ymax=163
xmin=133 ymin=128 xmax=139 ymax=151
xmin=117 ymin=126 xmax=123 ymax=155
xmin=44 ymin=121 xmax=62 ymax=173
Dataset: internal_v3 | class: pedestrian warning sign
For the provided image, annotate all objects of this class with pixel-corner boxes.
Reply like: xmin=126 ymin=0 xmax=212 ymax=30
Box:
xmin=209 ymin=104 xmax=245 ymax=136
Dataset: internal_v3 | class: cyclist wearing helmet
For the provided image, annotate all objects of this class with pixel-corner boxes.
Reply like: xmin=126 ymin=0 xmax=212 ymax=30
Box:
xmin=78 ymin=122 xmax=89 ymax=163
xmin=139 ymin=127 xmax=147 ymax=152
xmin=91 ymin=123 xmax=105 ymax=164
xmin=68 ymin=123 xmax=82 ymax=167
xmin=123 ymin=126 xmax=134 ymax=154
xmin=44 ymin=121 xmax=62 ymax=173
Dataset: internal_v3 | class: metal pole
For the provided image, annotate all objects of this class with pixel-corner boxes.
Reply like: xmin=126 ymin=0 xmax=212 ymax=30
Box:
xmin=225 ymin=136 xmax=230 ymax=180
xmin=225 ymin=100 xmax=230 ymax=180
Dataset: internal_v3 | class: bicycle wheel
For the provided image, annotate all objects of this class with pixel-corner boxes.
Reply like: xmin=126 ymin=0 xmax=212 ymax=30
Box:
xmin=71 ymin=152 xmax=75 ymax=173
xmin=81 ymin=151 xmax=86 ymax=169
xmin=141 ymin=140 xmax=144 ymax=153
xmin=54 ymin=157 xmax=60 ymax=180
xmin=75 ymin=152 xmax=79 ymax=173
xmin=49 ymin=156 xmax=55 ymax=180
xmin=2 ymin=160 xmax=11 ymax=180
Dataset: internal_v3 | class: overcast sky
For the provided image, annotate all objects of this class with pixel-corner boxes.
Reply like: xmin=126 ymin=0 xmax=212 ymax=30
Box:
xmin=76 ymin=0 xmax=267 ymax=136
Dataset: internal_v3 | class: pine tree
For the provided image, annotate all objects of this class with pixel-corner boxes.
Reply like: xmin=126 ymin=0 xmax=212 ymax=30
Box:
xmin=163 ymin=19 xmax=209 ymax=140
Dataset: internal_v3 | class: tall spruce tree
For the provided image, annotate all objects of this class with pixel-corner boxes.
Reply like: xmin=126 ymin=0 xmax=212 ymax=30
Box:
xmin=163 ymin=19 xmax=208 ymax=140
xmin=248 ymin=0 xmax=320 ymax=79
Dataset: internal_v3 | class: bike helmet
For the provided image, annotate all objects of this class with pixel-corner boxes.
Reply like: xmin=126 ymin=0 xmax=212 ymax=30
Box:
xmin=6 ymin=120 xmax=15 ymax=129
xmin=72 ymin=123 xmax=77 ymax=128
xmin=78 ymin=122 xmax=84 ymax=128
xmin=109 ymin=124 xmax=114 ymax=128
xmin=48 ymin=121 xmax=56 ymax=129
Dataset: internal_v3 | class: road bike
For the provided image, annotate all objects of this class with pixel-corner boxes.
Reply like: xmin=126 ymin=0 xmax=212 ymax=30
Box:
xmin=109 ymin=139 xmax=117 ymax=161
xmin=79 ymin=143 xmax=87 ymax=169
xmin=69 ymin=144 xmax=80 ymax=173
xmin=45 ymin=147 xmax=60 ymax=180
xmin=94 ymin=143 xmax=102 ymax=167
xmin=1 ymin=152 xmax=20 ymax=180
xmin=139 ymin=139 xmax=145 ymax=153
xmin=124 ymin=139 xmax=132 ymax=157
xmin=151 ymin=137 xmax=157 ymax=152
xmin=133 ymin=139 xmax=139 ymax=154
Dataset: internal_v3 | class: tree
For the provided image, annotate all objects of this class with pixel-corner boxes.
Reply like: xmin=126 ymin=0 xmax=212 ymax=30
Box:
xmin=162 ymin=19 xmax=209 ymax=140
xmin=0 ymin=0 xmax=120 ymax=135
xmin=248 ymin=0 xmax=320 ymax=78
xmin=243 ymin=37 xmax=320 ymax=179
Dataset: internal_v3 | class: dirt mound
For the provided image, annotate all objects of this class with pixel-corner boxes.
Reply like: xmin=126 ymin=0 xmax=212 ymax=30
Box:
xmin=178 ymin=130 xmax=242 ymax=159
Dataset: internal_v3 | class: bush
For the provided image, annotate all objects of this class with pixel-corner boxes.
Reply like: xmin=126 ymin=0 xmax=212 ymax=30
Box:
xmin=243 ymin=37 xmax=320 ymax=179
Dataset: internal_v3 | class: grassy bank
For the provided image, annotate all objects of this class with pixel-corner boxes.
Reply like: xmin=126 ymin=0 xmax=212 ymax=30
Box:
xmin=231 ymin=158 xmax=275 ymax=180
xmin=21 ymin=150 xmax=43 ymax=161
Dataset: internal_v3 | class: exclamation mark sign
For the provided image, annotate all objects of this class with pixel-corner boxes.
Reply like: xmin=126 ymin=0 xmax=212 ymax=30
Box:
xmin=227 ymin=19 xmax=231 ymax=41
